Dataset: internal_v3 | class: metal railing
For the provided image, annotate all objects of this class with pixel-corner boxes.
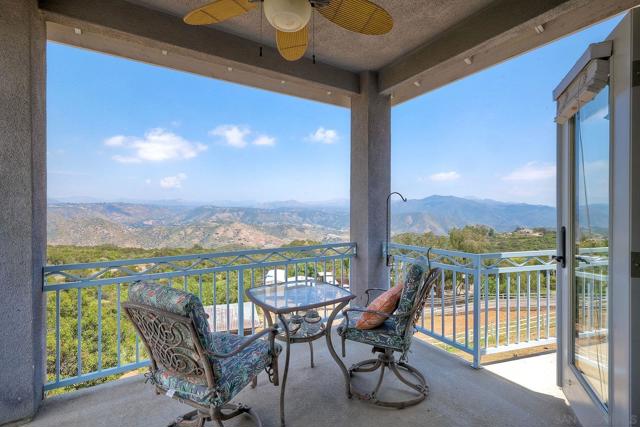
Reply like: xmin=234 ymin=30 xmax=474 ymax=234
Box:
xmin=44 ymin=241 xmax=607 ymax=390
xmin=43 ymin=243 xmax=356 ymax=392
xmin=387 ymin=243 xmax=559 ymax=367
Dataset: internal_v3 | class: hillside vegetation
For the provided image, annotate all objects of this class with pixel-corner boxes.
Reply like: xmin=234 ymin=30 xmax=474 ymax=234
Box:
xmin=46 ymin=196 xmax=574 ymax=249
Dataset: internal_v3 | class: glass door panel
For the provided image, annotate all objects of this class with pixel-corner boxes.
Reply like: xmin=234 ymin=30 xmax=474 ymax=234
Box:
xmin=572 ymin=86 xmax=609 ymax=408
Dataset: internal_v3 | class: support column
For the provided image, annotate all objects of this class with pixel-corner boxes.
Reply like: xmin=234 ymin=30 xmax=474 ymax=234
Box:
xmin=350 ymin=71 xmax=391 ymax=304
xmin=0 ymin=0 xmax=47 ymax=424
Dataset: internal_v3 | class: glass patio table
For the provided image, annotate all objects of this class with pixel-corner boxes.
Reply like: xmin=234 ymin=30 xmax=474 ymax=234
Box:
xmin=246 ymin=281 xmax=355 ymax=427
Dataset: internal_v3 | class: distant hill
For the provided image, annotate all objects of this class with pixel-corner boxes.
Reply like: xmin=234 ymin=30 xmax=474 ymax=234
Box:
xmin=391 ymin=195 xmax=558 ymax=235
xmin=47 ymin=203 xmax=350 ymax=249
xmin=47 ymin=196 xmax=597 ymax=249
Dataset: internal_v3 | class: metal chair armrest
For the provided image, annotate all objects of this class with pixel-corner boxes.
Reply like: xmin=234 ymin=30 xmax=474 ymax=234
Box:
xmin=205 ymin=327 xmax=278 ymax=359
xmin=342 ymin=306 xmax=392 ymax=326
xmin=364 ymin=288 xmax=389 ymax=305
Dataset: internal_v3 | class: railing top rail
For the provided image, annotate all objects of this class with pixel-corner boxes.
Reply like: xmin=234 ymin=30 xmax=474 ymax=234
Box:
xmin=44 ymin=252 xmax=354 ymax=291
xmin=387 ymin=243 xmax=479 ymax=260
xmin=44 ymin=242 xmax=356 ymax=273
xmin=477 ymin=249 xmax=557 ymax=259
xmin=388 ymin=242 xmax=561 ymax=261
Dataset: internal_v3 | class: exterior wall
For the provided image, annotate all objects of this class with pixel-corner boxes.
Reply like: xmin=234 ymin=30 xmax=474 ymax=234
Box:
xmin=0 ymin=0 xmax=46 ymax=424
xmin=350 ymin=71 xmax=391 ymax=304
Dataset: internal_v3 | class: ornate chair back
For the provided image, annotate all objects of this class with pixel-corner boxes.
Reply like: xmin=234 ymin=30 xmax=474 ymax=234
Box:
xmin=395 ymin=260 xmax=440 ymax=344
xmin=123 ymin=282 xmax=216 ymax=388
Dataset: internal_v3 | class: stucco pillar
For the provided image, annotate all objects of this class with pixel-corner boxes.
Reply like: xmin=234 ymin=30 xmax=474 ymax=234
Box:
xmin=0 ymin=0 xmax=46 ymax=424
xmin=350 ymin=71 xmax=391 ymax=304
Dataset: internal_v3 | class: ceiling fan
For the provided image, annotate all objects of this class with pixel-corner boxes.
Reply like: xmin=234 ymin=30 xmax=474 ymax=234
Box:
xmin=183 ymin=0 xmax=393 ymax=61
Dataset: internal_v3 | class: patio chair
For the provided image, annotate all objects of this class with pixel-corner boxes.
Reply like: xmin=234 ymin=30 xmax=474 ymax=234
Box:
xmin=338 ymin=259 xmax=440 ymax=408
xmin=123 ymin=281 xmax=280 ymax=427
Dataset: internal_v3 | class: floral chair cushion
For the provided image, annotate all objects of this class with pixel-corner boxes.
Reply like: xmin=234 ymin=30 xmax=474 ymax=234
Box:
xmin=151 ymin=333 xmax=281 ymax=407
xmin=215 ymin=334 xmax=281 ymax=403
xmin=128 ymin=281 xmax=213 ymax=350
xmin=129 ymin=281 xmax=281 ymax=407
xmin=394 ymin=263 xmax=426 ymax=336
xmin=338 ymin=312 xmax=407 ymax=352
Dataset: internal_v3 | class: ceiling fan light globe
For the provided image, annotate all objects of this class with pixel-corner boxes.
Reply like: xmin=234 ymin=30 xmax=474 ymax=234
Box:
xmin=264 ymin=0 xmax=312 ymax=32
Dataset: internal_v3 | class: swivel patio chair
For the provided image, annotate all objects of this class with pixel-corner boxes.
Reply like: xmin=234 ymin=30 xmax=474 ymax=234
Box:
xmin=338 ymin=259 xmax=439 ymax=408
xmin=123 ymin=281 xmax=280 ymax=427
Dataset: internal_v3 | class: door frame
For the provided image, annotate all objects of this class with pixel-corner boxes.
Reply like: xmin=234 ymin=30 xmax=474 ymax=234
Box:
xmin=555 ymin=10 xmax=638 ymax=427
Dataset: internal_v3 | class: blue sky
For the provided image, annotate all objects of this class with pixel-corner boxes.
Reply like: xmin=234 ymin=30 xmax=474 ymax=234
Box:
xmin=48 ymin=15 xmax=621 ymax=206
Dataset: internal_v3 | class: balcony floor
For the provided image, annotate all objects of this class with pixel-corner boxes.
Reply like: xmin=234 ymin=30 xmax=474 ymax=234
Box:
xmin=26 ymin=333 xmax=573 ymax=427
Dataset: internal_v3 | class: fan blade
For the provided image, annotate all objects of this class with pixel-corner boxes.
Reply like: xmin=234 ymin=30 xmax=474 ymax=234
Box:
xmin=184 ymin=0 xmax=256 ymax=25
xmin=276 ymin=26 xmax=309 ymax=61
xmin=317 ymin=0 xmax=393 ymax=35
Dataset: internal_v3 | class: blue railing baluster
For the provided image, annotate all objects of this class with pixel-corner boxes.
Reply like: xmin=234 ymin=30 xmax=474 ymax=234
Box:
xmin=516 ymin=273 xmax=521 ymax=345
xmin=213 ymin=272 xmax=218 ymax=332
xmin=506 ymin=274 xmax=511 ymax=345
xmin=55 ymin=290 xmax=60 ymax=383
xmin=237 ymin=268 xmax=244 ymax=337
xmin=440 ymin=269 xmax=445 ymax=337
xmin=97 ymin=285 xmax=102 ymax=371
xmin=226 ymin=271 xmax=230 ymax=332
xmin=484 ymin=271 xmax=488 ymax=349
xmin=546 ymin=270 xmax=550 ymax=338
xmin=495 ymin=274 xmax=500 ymax=348
xmin=250 ymin=268 xmax=255 ymax=334
xmin=464 ymin=273 xmax=469 ymax=348
xmin=77 ymin=288 xmax=82 ymax=377
xmin=116 ymin=284 xmax=121 ymax=367
xmin=526 ymin=272 xmax=531 ymax=342
xmin=537 ymin=271 xmax=541 ymax=340
xmin=452 ymin=271 xmax=457 ymax=344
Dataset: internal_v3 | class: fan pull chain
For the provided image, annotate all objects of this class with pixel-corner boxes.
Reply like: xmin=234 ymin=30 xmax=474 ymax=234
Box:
xmin=259 ymin=0 xmax=263 ymax=57
xmin=312 ymin=8 xmax=316 ymax=64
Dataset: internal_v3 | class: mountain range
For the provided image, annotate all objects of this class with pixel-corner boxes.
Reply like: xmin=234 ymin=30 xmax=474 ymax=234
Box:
xmin=47 ymin=195 xmax=598 ymax=249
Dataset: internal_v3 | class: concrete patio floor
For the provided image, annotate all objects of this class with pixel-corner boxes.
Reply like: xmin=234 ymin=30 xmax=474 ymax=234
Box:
xmin=23 ymin=333 xmax=574 ymax=427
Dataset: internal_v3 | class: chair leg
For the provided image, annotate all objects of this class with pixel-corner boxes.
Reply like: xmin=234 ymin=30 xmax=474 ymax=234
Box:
xmin=168 ymin=410 xmax=206 ymax=427
xmin=348 ymin=349 xmax=429 ymax=409
xmin=213 ymin=403 xmax=263 ymax=427
xmin=341 ymin=334 xmax=346 ymax=358
xmin=309 ymin=341 xmax=315 ymax=368
xmin=251 ymin=376 xmax=258 ymax=389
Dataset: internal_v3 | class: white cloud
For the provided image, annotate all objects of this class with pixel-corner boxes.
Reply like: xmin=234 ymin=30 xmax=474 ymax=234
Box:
xmin=210 ymin=125 xmax=251 ymax=148
xmin=502 ymin=162 xmax=555 ymax=181
xmin=209 ymin=125 xmax=276 ymax=148
xmin=104 ymin=135 xmax=126 ymax=147
xmin=428 ymin=171 xmax=461 ymax=182
xmin=253 ymin=135 xmax=276 ymax=146
xmin=144 ymin=179 xmax=152 ymax=185
xmin=104 ymin=128 xmax=207 ymax=163
xmin=306 ymin=127 xmax=339 ymax=144
xmin=160 ymin=173 xmax=187 ymax=189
